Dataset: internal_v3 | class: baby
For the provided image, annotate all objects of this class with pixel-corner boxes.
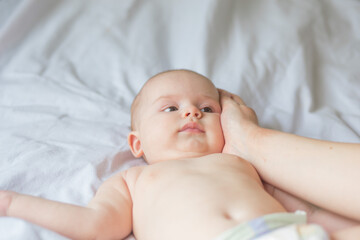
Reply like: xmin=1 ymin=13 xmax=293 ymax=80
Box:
xmin=0 ymin=70 xmax=328 ymax=240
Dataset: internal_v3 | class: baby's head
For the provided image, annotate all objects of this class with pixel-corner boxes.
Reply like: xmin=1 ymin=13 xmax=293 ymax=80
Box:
xmin=128 ymin=70 xmax=224 ymax=164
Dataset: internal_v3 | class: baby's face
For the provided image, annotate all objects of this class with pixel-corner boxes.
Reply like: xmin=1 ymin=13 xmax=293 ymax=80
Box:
xmin=128 ymin=70 xmax=224 ymax=164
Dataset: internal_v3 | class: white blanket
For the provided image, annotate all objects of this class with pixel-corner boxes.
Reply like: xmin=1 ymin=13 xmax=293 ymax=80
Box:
xmin=0 ymin=0 xmax=359 ymax=239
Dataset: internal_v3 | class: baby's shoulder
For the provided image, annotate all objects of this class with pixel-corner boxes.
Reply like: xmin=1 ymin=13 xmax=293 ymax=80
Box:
xmin=123 ymin=165 xmax=146 ymax=179
xmin=121 ymin=165 xmax=147 ymax=193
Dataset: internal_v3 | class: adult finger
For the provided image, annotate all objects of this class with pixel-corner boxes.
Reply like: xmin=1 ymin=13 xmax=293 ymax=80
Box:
xmin=218 ymin=88 xmax=246 ymax=106
xmin=218 ymin=89 xmax=231 ymax=98
xmin=231 ymin=94 xmax=246 ymax=106
xmin=218 ymin=89 xmax=236 ymax=108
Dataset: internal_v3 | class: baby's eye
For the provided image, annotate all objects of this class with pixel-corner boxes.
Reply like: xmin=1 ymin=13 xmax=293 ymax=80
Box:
xmin=201 ymin=107 xmax=213 ymax=113
xmin=163 ymin=106 xmax=178 ymax=112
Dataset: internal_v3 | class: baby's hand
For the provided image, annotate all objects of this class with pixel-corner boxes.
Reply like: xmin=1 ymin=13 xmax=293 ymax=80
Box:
xmin=0 ymin=190 xmax=15 ymax=216
xmin=218 ymin=89 xmax=259 ymax=161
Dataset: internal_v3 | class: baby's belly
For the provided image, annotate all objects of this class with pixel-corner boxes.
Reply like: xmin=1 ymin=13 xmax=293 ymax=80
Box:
xmin=131 ymin=154 xmax=285 ymax=240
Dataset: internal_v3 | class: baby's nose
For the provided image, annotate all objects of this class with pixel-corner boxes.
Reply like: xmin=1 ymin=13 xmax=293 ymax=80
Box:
xmin=183 ymin=107 xmax=202 ymax=118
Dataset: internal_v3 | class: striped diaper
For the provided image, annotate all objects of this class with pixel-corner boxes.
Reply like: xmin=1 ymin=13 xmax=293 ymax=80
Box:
xmin=215 ymin=211 xmax=329 ymax=240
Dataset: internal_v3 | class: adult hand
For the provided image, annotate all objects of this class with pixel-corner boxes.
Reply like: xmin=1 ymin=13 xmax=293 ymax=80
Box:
xmin=218 ymin=89 xmax=259 ymax=161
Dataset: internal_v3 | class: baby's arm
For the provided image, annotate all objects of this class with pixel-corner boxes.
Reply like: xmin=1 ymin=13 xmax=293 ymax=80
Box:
xmin=0 ymin=173 xmax=132 ymax=240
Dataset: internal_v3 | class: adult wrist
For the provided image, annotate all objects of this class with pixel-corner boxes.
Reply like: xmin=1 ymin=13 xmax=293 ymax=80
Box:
xmin=245 ymin=125 xmax=267 ymax=165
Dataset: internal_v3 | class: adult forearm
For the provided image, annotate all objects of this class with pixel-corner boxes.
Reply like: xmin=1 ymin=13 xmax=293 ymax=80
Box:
xmin=332 ymin=225 xmax=360 ymax=240
xmin=250 ymin=128 xmax=360 ymax=220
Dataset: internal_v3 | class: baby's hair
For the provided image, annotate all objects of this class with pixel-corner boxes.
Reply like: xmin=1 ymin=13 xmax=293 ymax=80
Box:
xmin=130 ymin=69 xmax=213 ymax=130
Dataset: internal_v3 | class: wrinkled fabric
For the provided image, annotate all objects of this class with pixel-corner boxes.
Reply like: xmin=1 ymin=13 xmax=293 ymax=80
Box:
xmin=0 ymin=0 xmax=359 ymax=239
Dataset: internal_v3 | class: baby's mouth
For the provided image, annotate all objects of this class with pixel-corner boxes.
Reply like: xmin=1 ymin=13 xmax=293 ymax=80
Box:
xmin=179 ymin=122 xmax=205 ymax=133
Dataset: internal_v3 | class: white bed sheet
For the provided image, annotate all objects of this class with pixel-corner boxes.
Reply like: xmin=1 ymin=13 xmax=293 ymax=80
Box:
xmin=0 ymin=0 xmax=359 ymax=239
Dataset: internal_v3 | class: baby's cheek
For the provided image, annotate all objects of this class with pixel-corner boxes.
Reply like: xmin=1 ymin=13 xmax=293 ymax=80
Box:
xmin=210 ymin=120 xmax=225 ymax=150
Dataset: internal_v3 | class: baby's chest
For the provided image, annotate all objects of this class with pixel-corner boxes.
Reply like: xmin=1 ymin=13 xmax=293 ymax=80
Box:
xmin=132 ymin=159 xmax=253 ymax=202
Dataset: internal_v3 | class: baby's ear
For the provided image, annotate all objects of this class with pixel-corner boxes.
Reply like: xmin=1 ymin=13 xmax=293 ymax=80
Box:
xmin=128 ymin=131 xmax=144 ymax=158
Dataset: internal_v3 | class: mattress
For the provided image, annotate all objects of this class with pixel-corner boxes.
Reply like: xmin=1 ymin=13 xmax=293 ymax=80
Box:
xmin=0 ymin=0 xmax=359 ymax=239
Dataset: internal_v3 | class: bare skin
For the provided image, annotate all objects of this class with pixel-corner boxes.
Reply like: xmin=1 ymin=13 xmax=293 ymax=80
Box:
xmin=127 ymin=154 xmax=285 ymax=240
